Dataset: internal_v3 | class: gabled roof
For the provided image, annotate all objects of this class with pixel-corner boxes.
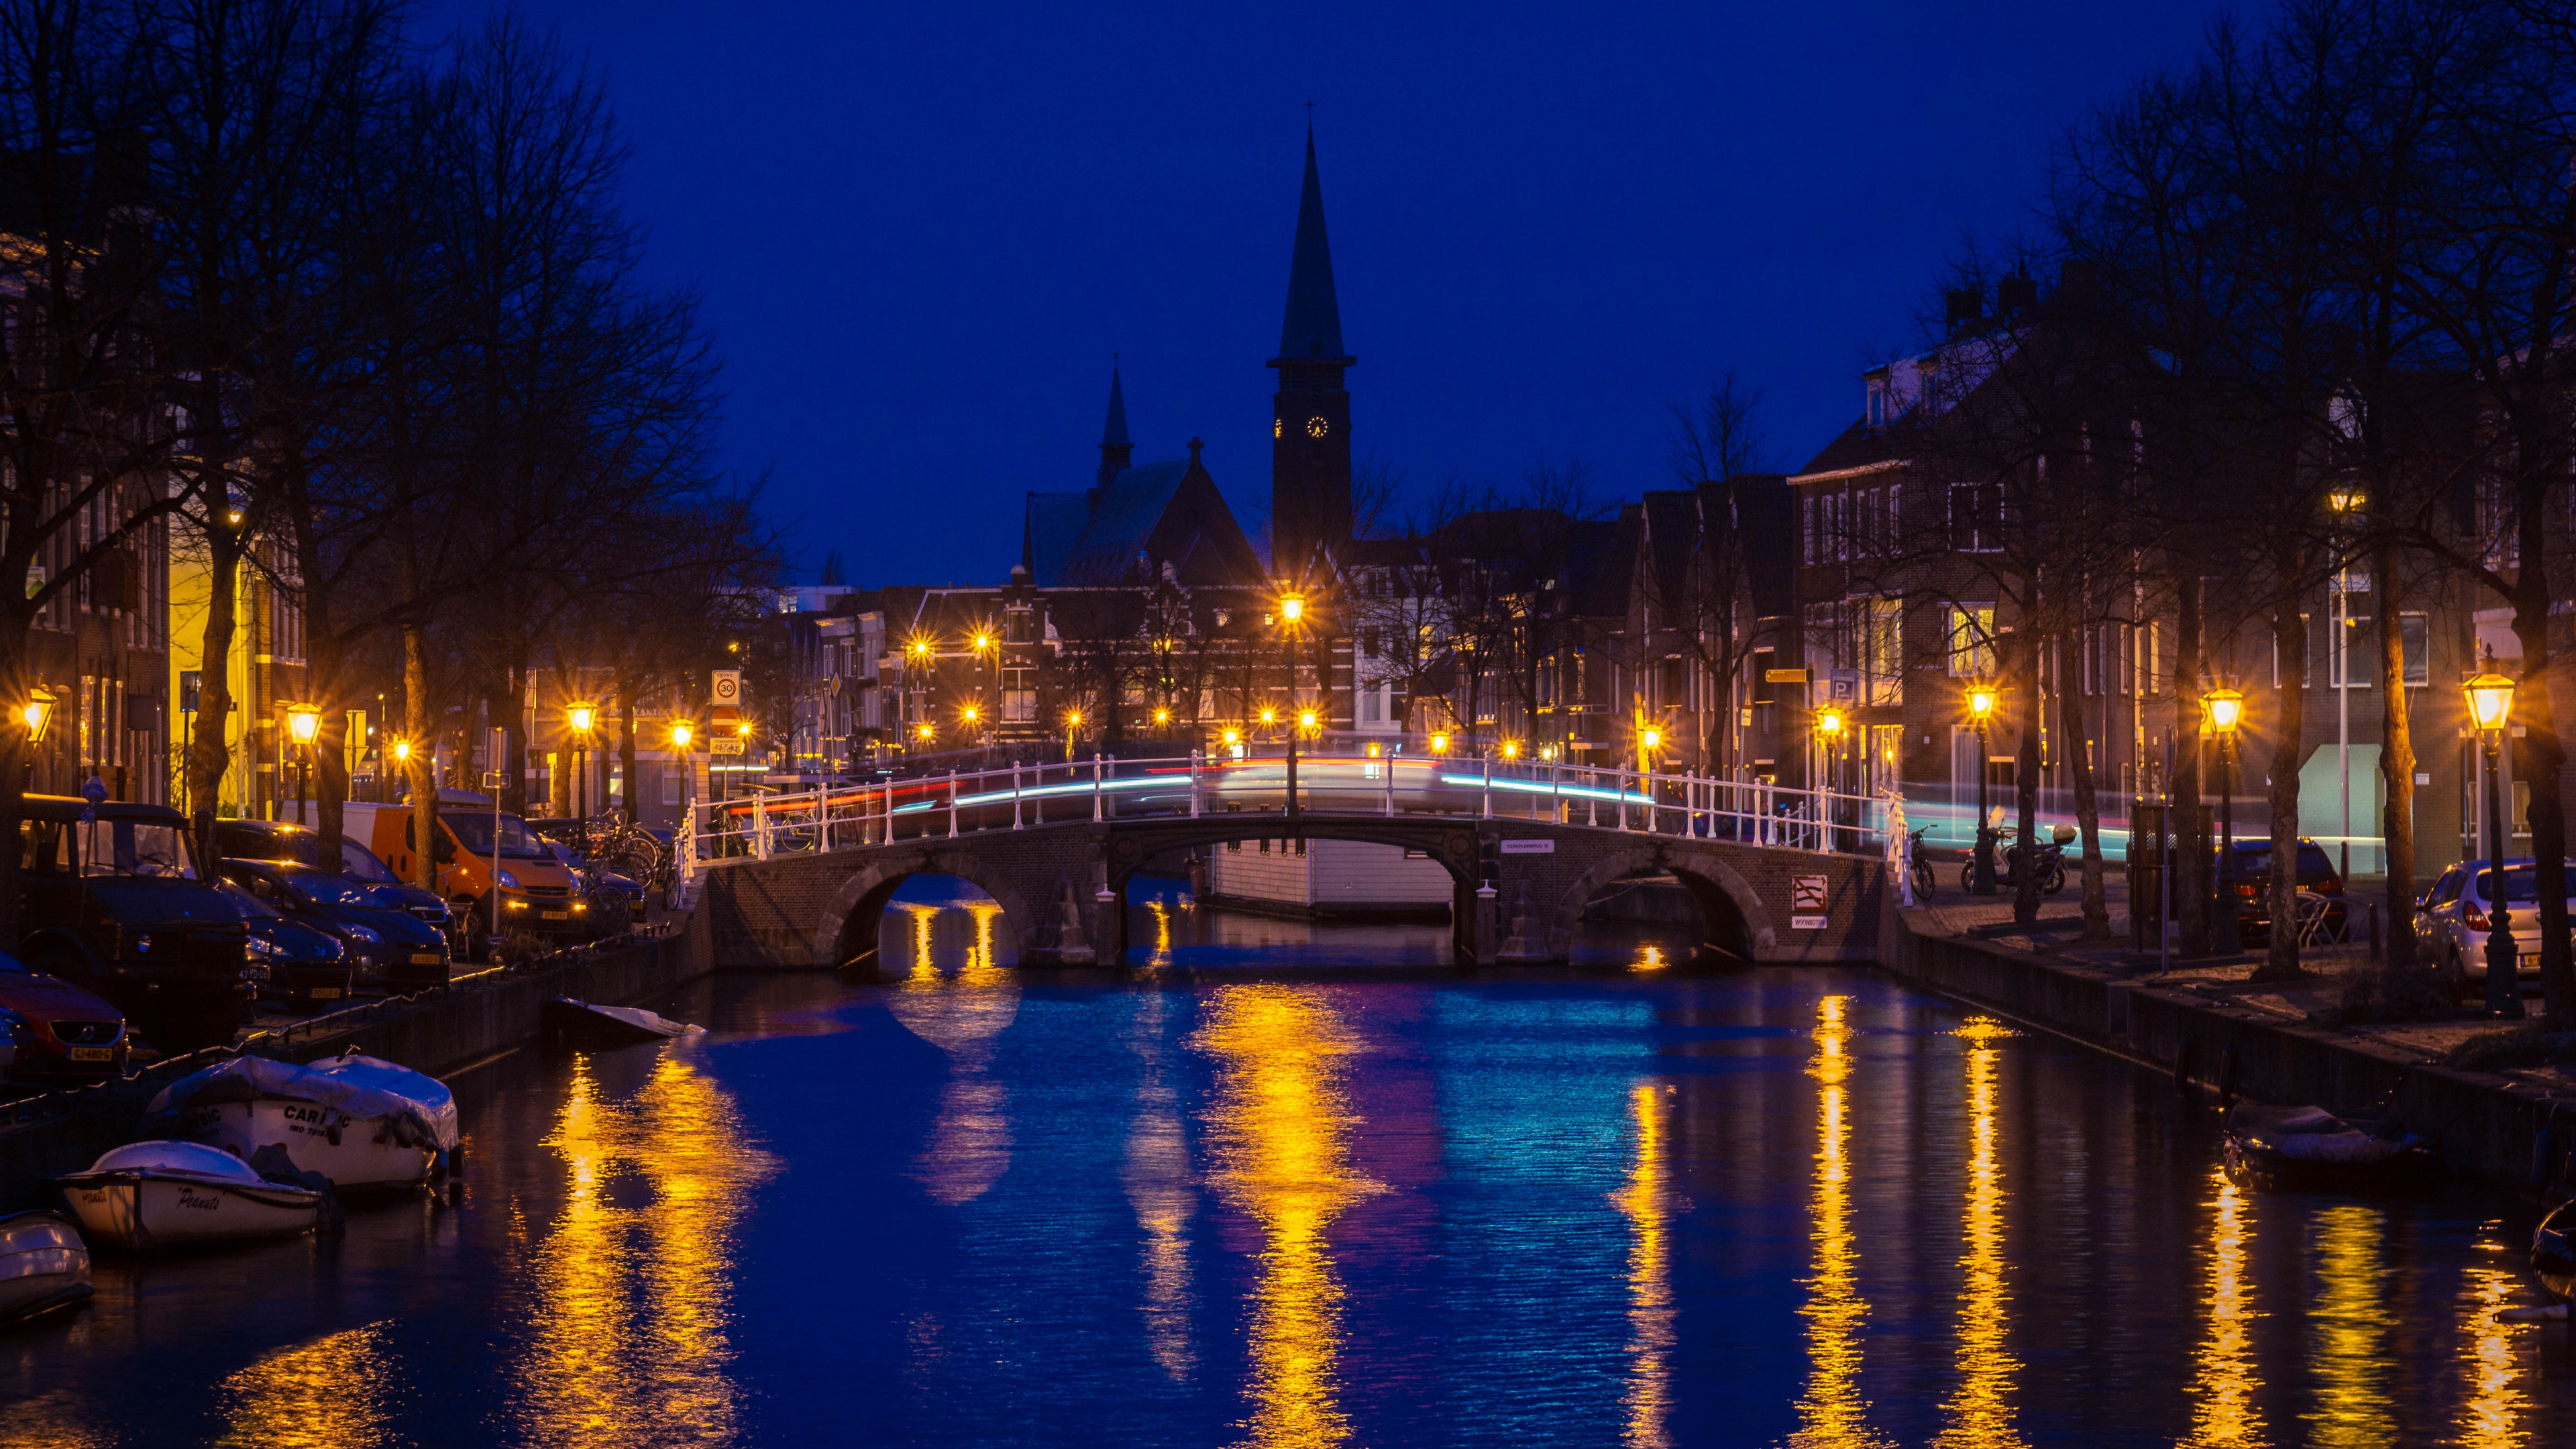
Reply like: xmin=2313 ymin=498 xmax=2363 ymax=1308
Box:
xmin=1562 ymin=510 xmax=1639 ymax=620
xmin=1031 ymin=453 xmax=1267 ymax=589
xmin=1024 ymin=492 xmax=1092 ymax=584
xmin=1725 ymin=475 xmax=1796 ymax=619
xmin=1638 ymin=491 xmax=1698 ymax=603
xmin=1271 ymin=131 xmax=1350 ymax=364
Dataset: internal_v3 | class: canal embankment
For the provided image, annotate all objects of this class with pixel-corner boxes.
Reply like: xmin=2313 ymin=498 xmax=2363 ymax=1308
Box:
xmin=1878 ymin=894 xmax=2576 ymax=1195
xmin=0 ymin=907 xmax=719 ymax=1210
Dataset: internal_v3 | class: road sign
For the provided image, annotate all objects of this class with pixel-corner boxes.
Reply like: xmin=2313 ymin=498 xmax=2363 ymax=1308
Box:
xmin=1790 ymin=875 xmax=1829 ymax=930
xmin=708 ymin=735 xmax=745 ymax=756
xmin=1764 ymin=667 xmax=1809 ymax=684
xmin=711 ymin=670 xmax=742 ymax=707
xmin=1499 ymin=839 xmax=1555 ymax=855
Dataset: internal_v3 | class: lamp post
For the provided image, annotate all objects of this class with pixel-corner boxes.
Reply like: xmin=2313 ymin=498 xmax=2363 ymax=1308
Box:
xmin=568 ymin=701 xmax=598 ymax=822
xmin=285 ymin=703 xmax=321 ymax=825
xmin=2204 ymin=684 xmax=2245 ymax=952
xmin=1064 ymin=709 xmax=1083 ymax=763
xmin=21 ymin=686 xmax=55 ymax=792
xmin=2467 ymin=653 xmax=2522 ymax=1018
xmin=1278 ymin=592 xmax=1306 ymax=823
xmin=1968 ymin=684 xmax=1998 ymax=895
xmin=1815 ymin=707 xmax=1845 ymax=851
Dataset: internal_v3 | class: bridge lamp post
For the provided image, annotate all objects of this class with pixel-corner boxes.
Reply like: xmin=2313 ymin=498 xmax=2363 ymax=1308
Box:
xmin=1814 ymin=707 xmax=1847 ymax=853
xmin=1277 ymin=592 xmax=1308 ymax=825
xmin=285 ymin=702 xmax=321 ymax=825
xmin=1968 ymin=684 xmax=1999 ymax=896
xmin=1063 ymin=708 xmax=1083 ymax=763
xmin=2466 ymin=654 xmax=2522 ymax=1018
xmin=1430 ymin=731 xmax=1450 ymax=755
xmin=567 ymin=701 xmax=598 ymax=822
xmin=2202 ymin=683 xmax=2243 ymax=948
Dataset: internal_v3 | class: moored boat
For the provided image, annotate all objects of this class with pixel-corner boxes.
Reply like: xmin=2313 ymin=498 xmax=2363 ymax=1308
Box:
xmin=0 ymin=1211 xmax=91 ymax=1324
xmin=2222 ymin=1101 xmax=2441 ymax=1195
xmin=143 ymin=1053 xmax=460 ymax=1193
xmin=56 ymin=1141 xmax=325 ymax=1250
xmin=541 ymin=996 xmax=704 ymax=1051
xmin=2534 ymin=1199 xmax=2576 ymax=1301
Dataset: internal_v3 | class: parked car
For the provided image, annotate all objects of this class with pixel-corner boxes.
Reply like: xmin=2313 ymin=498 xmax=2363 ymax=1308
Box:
xmin=2215 ymin=837 xmax=2347 ymax=937
xmin=2418 ymin=857 xmax=2576 ymax=985
xmin=16 ymin=795 xmax=252 ymax=1055
xmin=0 ymin=949 xmax=127 ymax=1081
xmin=215 ymin=881 xmax=356 ymax=1013
xmin=215 ymin=820 xmax=456 ymax=947
xmin=214 ymin=861 xmax=451 ymax=992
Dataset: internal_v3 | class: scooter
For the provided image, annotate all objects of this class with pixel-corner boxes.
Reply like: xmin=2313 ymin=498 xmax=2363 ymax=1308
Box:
xmin=1958 ymin=826 xmax=2070 ymax=894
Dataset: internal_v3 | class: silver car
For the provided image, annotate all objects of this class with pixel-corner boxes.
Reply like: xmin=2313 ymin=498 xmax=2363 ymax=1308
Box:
xmin=2418 ymin=857 xmax=2576 ymax=983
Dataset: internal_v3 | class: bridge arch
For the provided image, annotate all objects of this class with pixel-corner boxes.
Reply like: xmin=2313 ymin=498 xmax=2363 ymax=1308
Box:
xmin=814 ymin=851 xmax=1043 ymax=970
xmin=1548 ymin=845 xmax=1767 ymax=963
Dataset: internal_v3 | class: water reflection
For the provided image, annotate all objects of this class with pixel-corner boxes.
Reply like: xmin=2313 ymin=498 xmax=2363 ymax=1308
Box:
xmin=215 ymin=1320 xmax=400 ymax=1448
xmin=1122 ymin=988 xmax=1196 ymax=1380
xmin=515 ymin=1051 xmax=778 ymax=1446
xmin=1633 ymin=943 xmax=1668 ymax=972
xmin=2307 ymin=1205 xmax=2396 ymax=1446
xmin=2459 ymin=1242 xmax=2532 ymax=1448
xmin=2181 ymin=1167 xmax=2265 ymax=1448
xmin=1193 ymin=985 xmax=1381 ymax=1449
xmin=1935 ymin=1017 xmax=2023 ymax=1449
xmin=1615 ymin=1083 xmax=1678 ymax=1447
xmin=1788 ymin=995 xmax=1889 ymax=1449
xmin=885 ymin=901 xmax=1020 ymax=1205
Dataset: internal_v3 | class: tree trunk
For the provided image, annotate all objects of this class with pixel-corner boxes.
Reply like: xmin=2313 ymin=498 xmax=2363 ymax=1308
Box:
xmin=2061 ymin=681 xmax=2110 ymax=939
xmin=0 ymin=610 xmax=41 ymax=943
xmin=501 ymin=657 xmax=531 ymax=817
xmin=2174 ymin=574 xmax=2210 ymax=957
xmin=2253 ymin=602 xmax=2308 ymax=982
xmin=616 ymin=672 xmax=638 ymax=820
xmin=2513 ymin=592 xmax=2573 ymax=1030
xmin=2012 ymin=631 xmax=2044 ymax=927
xmin=2374 ymin=539 xmax=2418 ymax=972
xmin=188 ymin=525 xmax=246 ymax=868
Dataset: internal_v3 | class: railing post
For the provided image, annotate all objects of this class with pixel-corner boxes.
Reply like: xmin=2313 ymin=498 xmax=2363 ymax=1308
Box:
xmin=1012 ymin=761 xmax=1024 ymax=830
xmin=1191 ymin=749 xmax=1203 ymax=818
xmin=1093 ymin=752 xmax=1104 ymax=822
xmin=753 ymin=792 xmax=770 ymax=861
xmin=1481 ymin=756 xmax=1492 ymax=819
xmin=948 ymin=770 xmax=960 ymax=839
xmin=1383 ymin=747 xmax=1395 ymax=816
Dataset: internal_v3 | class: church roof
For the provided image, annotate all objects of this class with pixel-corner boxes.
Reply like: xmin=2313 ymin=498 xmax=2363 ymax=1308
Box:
xmin=1272 ymin=131 xmax=1350 ymax=364
xmin=1101 ymin=367 xmax=1131 ymax=449
xmin=1026 ymin=453 xmax=1267 ymax=589
xmin=1024 ymin=492 xmax=1093 ymax=584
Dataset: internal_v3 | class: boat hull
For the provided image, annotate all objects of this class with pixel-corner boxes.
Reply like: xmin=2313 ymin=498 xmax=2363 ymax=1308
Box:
xmin=176 ymin=1099 xmax=435 ymax=1192
xmin=56 ymin=1174 xmax=322 ymax=1251
xmin=0 ymin=1212 xmax=91 ymax=1324
xmin=2222 ymin=1136 xmax=2441 ymax=1196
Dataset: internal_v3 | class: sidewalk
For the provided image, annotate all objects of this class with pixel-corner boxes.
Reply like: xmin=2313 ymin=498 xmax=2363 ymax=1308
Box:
xmin=1902 ymin=872 xmax=2576 ymax=1099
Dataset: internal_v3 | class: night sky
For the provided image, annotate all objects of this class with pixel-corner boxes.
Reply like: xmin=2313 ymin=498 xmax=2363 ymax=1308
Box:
xmin=429 ymin=1 xmax=2228 ymax=586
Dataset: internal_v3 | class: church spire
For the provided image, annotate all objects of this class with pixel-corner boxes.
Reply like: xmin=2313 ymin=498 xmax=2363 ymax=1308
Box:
xmin=1273 ymin=129 xmax=1349 ymax=364
xmin=1097 ymin=360 xmax=1133 ymax=491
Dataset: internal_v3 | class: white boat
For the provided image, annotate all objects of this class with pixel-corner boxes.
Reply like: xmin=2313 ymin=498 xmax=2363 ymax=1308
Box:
xmin=0 ymin=1211 xmax=91 ymax=1324
xmin=144 ymin=1053 xmax=460 ymax=1193
xmin=56 ymin=1141 xmax=325 ymax=1250
xmin=541 ymin=996 xmax=704 ymax=1050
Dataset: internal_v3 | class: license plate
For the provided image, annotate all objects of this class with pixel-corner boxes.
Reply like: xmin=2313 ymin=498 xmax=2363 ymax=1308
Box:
xmin=541 ymin=910 xmax=568 ymax=921
xmin=410 ymin=952 xmax=443 ymax=965
xmin=68 ymin=1046 xmax=112 ymax=1063
xmin=2526 ymin=953 xmax=2545 ymax=971
xmin=311 ymin=988 xmax=342 ymax=1000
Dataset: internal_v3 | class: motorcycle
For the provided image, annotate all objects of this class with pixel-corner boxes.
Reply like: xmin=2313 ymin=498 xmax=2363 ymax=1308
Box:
xmin=1957 ymin=826 xmax=2070 ymax=894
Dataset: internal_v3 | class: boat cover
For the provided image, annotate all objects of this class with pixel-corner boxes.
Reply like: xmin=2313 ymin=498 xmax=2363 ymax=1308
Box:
xmin=78 ymin=1140 xmax=272 ymax=1185
xmin=2229 ymin=1102 xmax=2416 ymax=1164
xmin=145 ymin=1054 xmax=460 ymax=1151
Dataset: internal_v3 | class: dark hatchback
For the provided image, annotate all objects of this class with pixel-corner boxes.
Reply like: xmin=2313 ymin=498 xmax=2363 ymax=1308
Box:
xmin=215 ymin=820 xmax=456 ymax=947
xmin=215 ymin=860 xmax=452 ymax=991
xmin=17 ymin=796 xmax=252 ymax=1055
xmin=2216 ymin=837 xmax=2347 ymax=935
xmin=0 ymin=949 xmax=127 ymax=1080
xmin=215 ymin=881 xmax=356 ymax=1012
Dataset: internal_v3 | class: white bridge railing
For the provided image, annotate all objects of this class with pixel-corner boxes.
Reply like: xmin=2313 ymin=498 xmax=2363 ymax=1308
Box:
xmin=678 ymin=749 xmax=1889 ymax=881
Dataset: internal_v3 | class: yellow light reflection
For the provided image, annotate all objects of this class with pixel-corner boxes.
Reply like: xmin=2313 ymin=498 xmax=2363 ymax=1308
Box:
xmin=2306 ymin=1205 xmax=2395 ymax=1447
xmin=515 ymin=1051 xmax=778 ymax=1444
xmin=1633 ymin=943 xmax=1668 ymax=973
xmin=1193 ymin=985 xmax=1382 ymax=1449
xmin=2179 ymin=1165 xmax=2265 ymax=1448
xmin=1790 ymin=996 xmax=1892 ymax=1448
xmin=216 ymin=1320 xmax=398 ymax=1448
xmin=1147 ymin=900 xmax=1175 ymax=968
xmin=1934 ymin=1016 xmax=2023 ymax=1449
xmin=1615 ymin=1083 xmax=1678 ymax=1448
xmin=1124 ymin=988 xmax=1195 ymax=1381
xmin=2459 ymin=1245 xmax=2531 ymax=1448
xmin=886 ymin=900 xmax=1019 ymax=1206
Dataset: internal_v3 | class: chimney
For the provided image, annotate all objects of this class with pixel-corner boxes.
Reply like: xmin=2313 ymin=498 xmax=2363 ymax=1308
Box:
xmin=1945 ymin=287 xmax=1983 ymax=337
xmin=1996 ymin=274 xmax=2037 ymax=318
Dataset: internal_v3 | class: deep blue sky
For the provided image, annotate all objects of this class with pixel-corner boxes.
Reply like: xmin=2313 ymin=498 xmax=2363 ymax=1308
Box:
xmin=432 ymin=1 xmax=2230 ymax=586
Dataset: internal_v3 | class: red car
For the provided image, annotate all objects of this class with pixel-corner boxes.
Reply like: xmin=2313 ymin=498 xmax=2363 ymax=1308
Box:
xmin=0 ymin=950 xmax=127 ymax=1081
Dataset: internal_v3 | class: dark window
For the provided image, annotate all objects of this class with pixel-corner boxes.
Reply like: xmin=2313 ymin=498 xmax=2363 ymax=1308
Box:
xmin=1948 ymin=484 xmax=2003 ymax=552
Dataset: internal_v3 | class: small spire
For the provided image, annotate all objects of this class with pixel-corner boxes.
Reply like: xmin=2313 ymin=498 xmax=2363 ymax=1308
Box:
xmin=1272 ymin=126 xmax=1349 ymax=364
xmin=1097 ymin=362 xmax=1133 ymax=490
xmin=1187 ymin=436 xmax=1204 ymax=464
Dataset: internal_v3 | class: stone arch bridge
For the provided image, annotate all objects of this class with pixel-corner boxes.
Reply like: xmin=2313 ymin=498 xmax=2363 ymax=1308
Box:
xmin=696 ymin=812 xmax=1887 ymax=971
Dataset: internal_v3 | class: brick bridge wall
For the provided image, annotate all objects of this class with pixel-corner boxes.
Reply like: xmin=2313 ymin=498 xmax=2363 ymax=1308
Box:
xmin=696 ymin=816 xmax=1886 ymax=970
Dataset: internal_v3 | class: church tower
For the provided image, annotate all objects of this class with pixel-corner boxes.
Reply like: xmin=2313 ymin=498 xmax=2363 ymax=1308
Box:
xmin=1096 ymin=362 xmax=1133 ymax=493
xmin=1268 ymin=129 xmax=1354 ymax=581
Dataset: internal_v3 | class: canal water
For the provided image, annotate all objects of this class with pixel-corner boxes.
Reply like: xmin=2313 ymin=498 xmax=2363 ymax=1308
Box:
xmin=5 ymin=884 xmax=2575 ymax=1447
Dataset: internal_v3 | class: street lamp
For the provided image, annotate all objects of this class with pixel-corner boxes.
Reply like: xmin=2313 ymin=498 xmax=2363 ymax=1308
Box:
xmin=1280 ymin=593 xmax=1304 ymax=624
xmin=669 ymin=721 xmax=693 ymax=750
xmin=2204 ymin=684 xmax=2245 ymax=950
xmin=21 ymin=686 xmax=54 ymax=792
xmin=1639 ymin=727 xmax=1662 ymax=773
xmin=1501 ymin=739 xmax=1521 ymax=761
xmin=568 ymin=701 xmax=598 ymax=822
xmin=285 ymin=703 xmax=321 ymax=825
xmin=1968 ymin=684 xmax=1999 ymax=895
xmin=2467 ymin=652 xmax=2522 ymax=1017
xmin=1430 ymin=732 xmax=1450 ymax=754
xmin=1153 ymin=706 xmax=1171 ymax=728
xmin=1815 ymin=706 xmax=1845 ymax=802
xmin=1063 ymin=708 xmax=1083 ymax=763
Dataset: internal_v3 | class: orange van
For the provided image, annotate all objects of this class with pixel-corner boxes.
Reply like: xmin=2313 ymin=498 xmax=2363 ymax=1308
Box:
xmin=341 ymin=792 xmax=588 ymax=953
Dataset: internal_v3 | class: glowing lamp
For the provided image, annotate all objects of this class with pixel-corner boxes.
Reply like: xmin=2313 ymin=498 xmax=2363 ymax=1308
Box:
xmin=670 ymin=722 xmax=693 ymax=749
xmin=1815 ymin=708 xmax=1844 ymax=739
xmin=973 ymin=632 xmax=993 ymax=651
xmin=2203 ymin=684 xmax=2244 ymax=737
xmin=1222 ymin=728 xmax=1241 ymax=745
xmin=1280 ymin=593 xmax=1305 ymax=623
xmin=567 ymin=701 xmax=596 ymax=735
xmin=960 ymin=705 xmax=979 ymax=724
xmin=1501 ymin=740 xmax=1520 ymax=759
xmin=1153 ymin=707 xmax=1171 ymax=725
xmin=285 ymin=703 xmax=321 ymax=746
xmin=20 ymin=686 xmax=54 ymax=743
xmin=1298 ymin=709 xmax=1318 ymax=731
xmin=1430 ymin=732 xmax=1450 ymax=753
xmin=1259 ymin=707 xmax=1277 ymax=726
xmin=2465 ymin=667 xmax=2516 ymax=737
xmin=1641 ymin=729 xmax=1662 ymax=751
xmin=915 ymin=723 xmax=935 ymax=741
xmin=391 ymin=739 xmax=411 ymax=763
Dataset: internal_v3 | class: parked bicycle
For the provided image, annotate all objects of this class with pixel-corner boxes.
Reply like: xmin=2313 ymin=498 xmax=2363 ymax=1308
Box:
xmin=1908 ymin=827 xmax=1937 ymax=900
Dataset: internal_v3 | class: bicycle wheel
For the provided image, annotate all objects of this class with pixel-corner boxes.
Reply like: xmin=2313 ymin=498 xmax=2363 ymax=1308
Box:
xmin=1959 ymin=861 xmax=1976 ymax=892
xmin=2045 ymin=861 xmax=2068 ymax=894
xmin=1913 ymin=861 xmax=1937 ymax=899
